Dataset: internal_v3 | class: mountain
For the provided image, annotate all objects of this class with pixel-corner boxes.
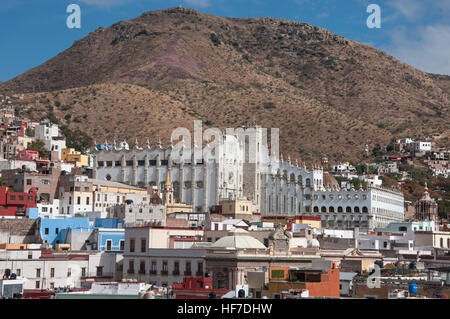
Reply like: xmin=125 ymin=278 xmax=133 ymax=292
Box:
xmin=1 ymin=7 xmax=449 ymax=163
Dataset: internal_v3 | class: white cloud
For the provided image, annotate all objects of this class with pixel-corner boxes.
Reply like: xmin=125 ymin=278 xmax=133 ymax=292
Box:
xmin=386 ymin=25 xmax=450 ymax=75
xmin=388 ymin=0 xmax=423 ymax=22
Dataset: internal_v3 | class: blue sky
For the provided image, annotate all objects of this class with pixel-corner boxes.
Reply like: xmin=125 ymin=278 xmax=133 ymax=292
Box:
xmin=0 ymin=0 xmax=449 ymax=81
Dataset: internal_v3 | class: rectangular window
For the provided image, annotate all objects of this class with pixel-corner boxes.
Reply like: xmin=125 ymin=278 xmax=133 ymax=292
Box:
xmin=45 ymin=228 xmax=49 ymax=235
xmin=151 ymin=261 xmax=157 ymax=274
xmin=162 ymin=261 xmax=168 ymax=276
xmin=35 ymin=281 xmax=40 ymax=289
xmin=50 ymin=268 xmax=55 ymax=278
xmin=185 ymin=262 xmax=191 ymax=275
xmin=10 ymin=195 xmax=16 ymax=201
xmin=174 ymin=261 xmax=180 ymax=275
xmin=55 ymin=228 xmax=59 ymax=234
xmin=139 ymin=260 xmax=146 ymax=274
xmin=197 ymin=262 xmax=203 ymax=276
xmin=130 ymin=238 xmax=135 ymax=252
xmin=119 ymin=240 xmax=125 ymax=251
xmin=36 ymin=268 xmax=41 ymax=277
xmin=77 ymin=197 xmax=81 ymax=205
xmin=67 ymin=267 xmax=72 ymax=277
xmin=141 ymin=238 xmax=146 ymax=253
xmin=106 ymin=240 xmax=112 ymax=251
xmin=128 ymin=260 xmax=135 ymax=274
xmin=18 ymin=195 xmax=24 ymax=201
xmin=82 ymin=267 xmax=86 ymax=277
xmin=96 ymin=266 xmax=103 ymax=277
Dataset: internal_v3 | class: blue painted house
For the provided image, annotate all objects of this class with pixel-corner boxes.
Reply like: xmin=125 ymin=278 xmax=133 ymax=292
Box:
xmin=97 ymin=228 xmax=125 ymax=252
xmin=40 ymin=217 xmax=93 ymax=246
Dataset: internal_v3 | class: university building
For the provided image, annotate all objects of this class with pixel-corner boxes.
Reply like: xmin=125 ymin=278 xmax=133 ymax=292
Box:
xmin=93 ymin=126 xmax=404 ymax=231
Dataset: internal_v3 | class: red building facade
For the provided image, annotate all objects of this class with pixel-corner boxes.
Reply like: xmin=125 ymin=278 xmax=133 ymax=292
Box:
xmin=0 ymin=186 xmax=37 ymax=217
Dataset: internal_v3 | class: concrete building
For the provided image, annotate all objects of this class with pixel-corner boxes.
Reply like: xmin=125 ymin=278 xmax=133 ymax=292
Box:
xmin=0 ymin=249 xmax=121 ymax=290
xmin=93 ymin=126 xmax=404 ymax=231
xmin=62 ymin=148 xmax=89 ymax=168
xmin=91 ymin=178 xmax=149 ymax=218
xmin=109 ymin=203 xmax=166 ymax=226
xmin=58 ymin=174 xmax=93 ymax=216
xmin=122 ymin=248 xmax=207 ymax=287
xmin=34 ymin=123 xmax=66 ymax=160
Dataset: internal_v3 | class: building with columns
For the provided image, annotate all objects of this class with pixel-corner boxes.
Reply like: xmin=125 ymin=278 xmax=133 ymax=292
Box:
xmin=92 ymin=126 xmax=404 ymax=231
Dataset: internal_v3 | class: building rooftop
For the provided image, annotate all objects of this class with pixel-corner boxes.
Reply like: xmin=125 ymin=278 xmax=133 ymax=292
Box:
xmin=89 ymin=178 xmax=145 ymax=191
xmin=212 ymin=229 xmax=267 ymax=250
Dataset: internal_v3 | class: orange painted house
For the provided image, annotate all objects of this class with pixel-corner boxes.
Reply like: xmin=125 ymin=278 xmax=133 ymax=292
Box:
xmin=268 ymin=263 xmax=340 ymax=298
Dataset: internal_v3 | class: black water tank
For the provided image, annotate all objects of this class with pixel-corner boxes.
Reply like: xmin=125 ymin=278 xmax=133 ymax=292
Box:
xmin=238 ymin=289 xmax=246 ymax=299
xmin=10 ymin=273 xmax=17 ymax=280
xmin=4 ymin=269 xmax=11 ymax=277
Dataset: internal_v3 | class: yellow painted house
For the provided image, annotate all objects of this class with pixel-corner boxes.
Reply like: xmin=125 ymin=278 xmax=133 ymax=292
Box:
xmin=62 ymin=148 xmax=89 ymax=167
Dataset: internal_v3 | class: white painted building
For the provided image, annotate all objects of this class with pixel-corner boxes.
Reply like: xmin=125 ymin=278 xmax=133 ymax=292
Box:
xmin=122 ymin=248 xmax=207 ymax=287
xmin=34 ymin=123 xmax=66 ymax=160
xmin=413 ymin=141 xmax=432 ymax=152
xmin=0 ymin=249 xmax=121 ymax=290
xmin=37 ymin=199 xmax=61 ymax=219
xmin=93 ymin=126 xmax=404 ymax=231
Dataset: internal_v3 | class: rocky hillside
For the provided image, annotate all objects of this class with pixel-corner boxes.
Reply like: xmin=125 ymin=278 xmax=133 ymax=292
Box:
xmin=1 ymin=7 xmax=449 ymax=163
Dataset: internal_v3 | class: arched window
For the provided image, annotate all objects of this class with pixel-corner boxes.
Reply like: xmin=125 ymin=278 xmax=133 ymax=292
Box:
xmin=338 ymin=207 xmax=343 ymax=213
xmin=329 ymin=207 xmax=335 ymax=213
xmin=440 ymin=238 xmax=444 ymax=248
xmin=346 ymin=207 xmax=352 ymax=213
xmin=354 ymin=207 xmax=360 ymax=213
xmin=290 ymin=173 xmax=296 ymax=183
xmin=298 ymin=176 xmax=303 ymax=186
xmin=362 ymin=207 xmax=368 ymax=213
xmin=321 ymin=206 xmax=327 ymax=213
xmin=306 ymin=178 xmax=311 ymax=187
xmin=313 ymin=206 xmax=319 ymax=213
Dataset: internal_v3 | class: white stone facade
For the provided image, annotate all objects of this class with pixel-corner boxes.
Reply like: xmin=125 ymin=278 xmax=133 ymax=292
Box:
xmin=93 ymin=126 xmax=404 ymax=231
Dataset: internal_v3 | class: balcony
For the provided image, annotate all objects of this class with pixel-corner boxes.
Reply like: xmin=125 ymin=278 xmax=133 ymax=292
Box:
xmin=127 ymin=269 xmax=135 ymax=274
xmin=161 ymin=270 xmax=168 ymax=276
xmin=195 ymin=271 xmax=204 ymax=277
xmin=138 ymin=269 xmax=146 ymax=275
xmin=150 ymin=270 xmax=157 ymax=275
xmin=184 ymin=270 xmax=192 ymax=276
xmin=172 ymin=271 xmax=180 ymax=276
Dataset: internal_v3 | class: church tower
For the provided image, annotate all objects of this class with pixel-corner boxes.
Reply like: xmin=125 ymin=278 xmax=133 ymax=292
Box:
xmin=414 ymin=183 xmax=438 ymax=223
xmin=163 ymin=171 xmax=174 ymax=205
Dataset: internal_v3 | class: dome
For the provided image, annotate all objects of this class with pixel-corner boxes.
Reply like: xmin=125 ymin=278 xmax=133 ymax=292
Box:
xmin=212 ymin=229 xmax=267 ymax=249
xmin=307 ymin=239 xmax=320 ymax=248
xmin=323 ymin=171 xmax=340 ymax=190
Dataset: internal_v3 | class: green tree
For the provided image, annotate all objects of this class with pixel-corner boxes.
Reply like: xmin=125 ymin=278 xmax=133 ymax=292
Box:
xmin=372 ymin=144 xmax=384 ymax=157
xmin=61 ymin=127 xmax=93 ymax=153
xmin=27 ymin=140 xmax=49 ymax=158
xmin=25 ymin=127 xmax=34 ymax=137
